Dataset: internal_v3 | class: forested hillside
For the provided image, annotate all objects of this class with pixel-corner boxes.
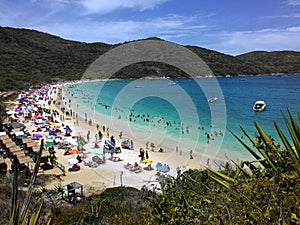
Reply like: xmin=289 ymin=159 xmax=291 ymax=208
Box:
xmin=0 ymin=26 xmax=299 ymax=90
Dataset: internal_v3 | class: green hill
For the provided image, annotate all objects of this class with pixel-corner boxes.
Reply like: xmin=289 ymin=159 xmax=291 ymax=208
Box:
xmin=0 ymin=26 xmax=299 ymax=90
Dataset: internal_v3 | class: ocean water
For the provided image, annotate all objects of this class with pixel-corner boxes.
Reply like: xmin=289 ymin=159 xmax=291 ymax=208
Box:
xmin=64 ymin=74 xmax=300 ymax=161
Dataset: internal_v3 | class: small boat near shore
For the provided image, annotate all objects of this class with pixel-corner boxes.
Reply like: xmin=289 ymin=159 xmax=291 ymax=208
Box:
xmin=253 ymin=100 xmax=266 ymax=112
xmin=168 ymin=81 xmax=177 ymax=86
xmin=208 ymin=97 xmax=218 ymax=103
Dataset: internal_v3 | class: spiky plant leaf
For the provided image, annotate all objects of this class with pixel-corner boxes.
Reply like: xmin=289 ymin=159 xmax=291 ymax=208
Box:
xmin=208 ymin=174 xmax=230 ymax=189
xmin=257 ymin=148 xmax=278 ymax=173
xmin=9 ymin=203 xmax=20 ymax=225
xmin=229 ymin=129 xmax=263 ymax=163
xmin=29 ymin=204 xmax=43 ymax=225
xmin=232 ymin=161 xmax=252 ymax=178
xmin=282 ymin=111 xmax=300 ymax=156
xmin=274 ymin=122 xmax=300 ymax=174
xmin=207 ymin=168 xmax=234 ymax=183
xmin=254 ymin=121 xmax=280 ymax=157
xmin=287 ymin=109 xmax=300 ymax=139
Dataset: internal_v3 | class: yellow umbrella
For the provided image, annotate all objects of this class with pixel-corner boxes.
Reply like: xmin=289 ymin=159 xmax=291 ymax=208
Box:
xmin=142 ymin=159 xmax=153 ymax=163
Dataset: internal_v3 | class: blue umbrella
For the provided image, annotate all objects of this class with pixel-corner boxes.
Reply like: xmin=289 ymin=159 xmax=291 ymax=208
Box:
xmin=105 ymin=140 xmax=115 ymax=148
xmin=32 ymin=133 xmax=43 ymax=139
xmin=64 ymin=126 xmax=71 ymax=131
xmin=156 ymin=166 xmax=170 ymax=173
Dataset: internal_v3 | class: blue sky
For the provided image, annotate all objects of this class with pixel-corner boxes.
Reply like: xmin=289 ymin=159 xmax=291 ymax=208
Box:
xmin=0 ymin=0 xmax=299 ymax=55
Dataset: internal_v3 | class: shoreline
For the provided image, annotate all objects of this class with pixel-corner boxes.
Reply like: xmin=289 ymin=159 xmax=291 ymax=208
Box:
xmin=2 ymin=78 xmax=252 ymax=195
xmin=60 ymin=79 xmax=252 ymax=160
xmin=49 ymin=82 xmax=237 ymax=189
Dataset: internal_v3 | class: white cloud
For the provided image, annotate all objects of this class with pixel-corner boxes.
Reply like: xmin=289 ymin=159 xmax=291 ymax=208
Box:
xmin=207 ymin=27 xmax=300 ymax=55
xmin=285 ymin=0 xmax=300 ymax=5
xmin=287 ymin=26 xmax=300 ymax=31
xmin=31 ymin=15 xmax=207 ymax=44
xmin=77 ymin=0 xmax=169 ymax=14
xmin=281 ymin=13 xmax=300 ymax=18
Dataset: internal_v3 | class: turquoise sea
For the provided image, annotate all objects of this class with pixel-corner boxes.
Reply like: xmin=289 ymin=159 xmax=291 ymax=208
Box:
xmin=64 ymin=74 xmax=300 ymax=161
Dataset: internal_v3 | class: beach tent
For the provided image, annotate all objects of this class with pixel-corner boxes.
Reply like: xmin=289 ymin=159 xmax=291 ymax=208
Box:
xmin=15 ymin=131 xmax=27 ymax=139
xmin=9 ymin=121 xmax=25 ymax=129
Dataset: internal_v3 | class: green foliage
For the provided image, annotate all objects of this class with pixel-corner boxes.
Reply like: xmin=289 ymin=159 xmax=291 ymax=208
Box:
xmin=52 ymin=186 xmax=152 ymax=225
xmin=9 ymin=203 xmax=52 ymax=225
xmin=1 ymin=27 xmax=300 ymax=91
xmin=149 ymin=110 xmax=300 ymax=224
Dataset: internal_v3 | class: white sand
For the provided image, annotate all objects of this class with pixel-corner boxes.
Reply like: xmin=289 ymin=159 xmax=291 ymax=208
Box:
xmin=6 ymin=81 xmax=238 ymax=196
xmin=41 ymin=83 xmax=233 ymax=193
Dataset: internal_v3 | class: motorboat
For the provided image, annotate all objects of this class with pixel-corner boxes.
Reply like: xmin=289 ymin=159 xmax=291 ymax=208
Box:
xmin=208 ymin=97 xmax=217 ymax=103
xmin=168 ymin=81 xmax=177 ymax=86
xmin=253 ymin=100 xmax=266 ymax=112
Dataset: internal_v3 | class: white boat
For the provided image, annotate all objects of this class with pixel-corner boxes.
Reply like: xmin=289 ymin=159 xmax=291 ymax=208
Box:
xmin=168 ymin=81 xmax=177 ymax=86
xmin=208 ymin=97 xmax=217 ymax=103
xmin=253 ymin=100 xmax=266 ymax=112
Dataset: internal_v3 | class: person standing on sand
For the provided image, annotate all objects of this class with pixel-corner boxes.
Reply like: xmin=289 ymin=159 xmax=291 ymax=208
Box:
xmin=98 ymin=130 xmax=103 ymax=141
xmin=140 ymin=148 xmax=145 ymax=161
xmin=145 ymin=150 xmax=149 ymax=159
xmin=110 ymin=135 xmax=116 ymax=145
xmin=176 ymin=166 xmax=181 ymax=177
xmin=189 ymin=150 xmax=193 ymax=159
xmin=130 ymin=140 xmax=134 ymax=150
xmin=87 ymin=130 xmax=90 ymax=142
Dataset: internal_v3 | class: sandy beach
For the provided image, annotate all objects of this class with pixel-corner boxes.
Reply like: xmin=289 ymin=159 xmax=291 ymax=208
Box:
xmin=2 ymin=80 xmax=230 ymax=196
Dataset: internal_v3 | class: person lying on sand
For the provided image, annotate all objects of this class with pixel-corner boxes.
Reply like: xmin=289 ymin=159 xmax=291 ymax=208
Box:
xmin=128 ymin=162 xmax=142 ymax=172
xmin=143 ymin=164 xmax=154 ymax=171
xmin=109 ymin=156 xmax=123 ymax=162
xmin=124 ymin=163 xmax=133 ymax=169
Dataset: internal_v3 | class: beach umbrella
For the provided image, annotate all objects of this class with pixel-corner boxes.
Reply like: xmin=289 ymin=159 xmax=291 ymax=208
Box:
xmin=47 ymin=135 xmax=56 ymax=140
xmin=143 ymin=159 xmax=153 ymax=163
xmin=156 ymin=165 xmax=170 ymax=173
xmin=64 ymin=126 xmax=71 ymax=131
xmin=77 ymin=139 xmax=86 ymax=145
xmin=17 ymin=97 xmax=27 ymax=103
xmin=68 ymin=157 xmax=78 ymax=165
xmin=45 ymin=141 xmax=54 ymax=147
xmin=15 ymin=108 xmax=22 ymax=113
xmin=32 ymin=133 xmax=43 ymax=139
xmin=26 ymin=105 xmax=33 ymax=111
xmin=105 ymin=140 xmax=115 ymax=148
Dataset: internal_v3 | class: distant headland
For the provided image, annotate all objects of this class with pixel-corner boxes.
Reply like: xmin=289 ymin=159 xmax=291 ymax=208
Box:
xmin=0 ymin=26 xmax=299 ymax=91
